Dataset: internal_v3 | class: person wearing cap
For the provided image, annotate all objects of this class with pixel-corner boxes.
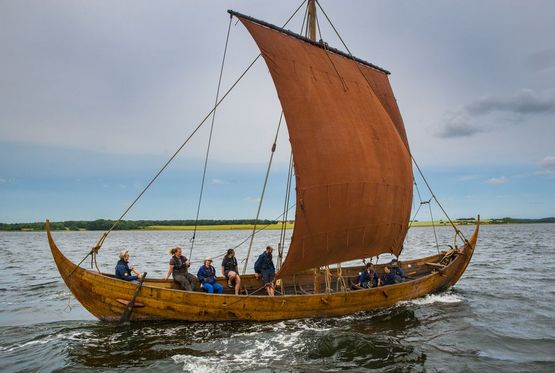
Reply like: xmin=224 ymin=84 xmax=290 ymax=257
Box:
xmin=254 ymin=245 xmax=276 ymax=296
xmin=165 ymin=247 xmax=197 ymax=291
xmin=115 ymin=250 xmax=142 ymax=282
xmin=197 ymin=257 xmax=223 ymax=294
xmin=390 ymin=258 xmax=406 ymax=282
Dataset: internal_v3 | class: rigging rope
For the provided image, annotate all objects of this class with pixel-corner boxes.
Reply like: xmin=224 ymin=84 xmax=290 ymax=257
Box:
xmin=405 ymin=179 xmax=439 ymax=254
xmin=89 ymin=54 xmax=262 ymax=257
xmin=277 ymin=152 xmax=294 ymax=270
xmin=178 ymin=204 xmax=296 ymax=267
xmin=336 ymin=263 xmax=347 ymax=293
xmin=407 ymin=181 xmax=424 ymax=230
xmin=185 ymin=202 xmax=296 ymax=266
xmin=300 ymin=0 xmax=309 ymax=36
xmin=235 ymin=203 xmax=296 ymax=253
xmin=62 ymin=1 xmax=311 ymax=280
xmin=314 ymin=4 xmax=323 ymax=41
xmin=324 ymin=266 xmax=332 ymax=293
xmin=411 ymin=155 xmax=468 ymax=243
xmin=189 ymin=15 xmax=233 ymax=262
xmin=427 ymin=199 xmax=441 ymax=254
xmin=321 ymin=40 xmax=348 ymax=92
xmin=86 ymin=0 xmax=309 ymax=259
xmin=242 ymin=112 xmax=285 ymax=275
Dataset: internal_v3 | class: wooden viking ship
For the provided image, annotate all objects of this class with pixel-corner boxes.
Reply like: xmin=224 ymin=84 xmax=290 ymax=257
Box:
xmin=47 ymin=1 xmax=479 ymax=322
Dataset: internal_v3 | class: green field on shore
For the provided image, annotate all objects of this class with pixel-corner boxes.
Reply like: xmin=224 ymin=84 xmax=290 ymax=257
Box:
xmin=147 ymin=221 xmax=477 ymax=230
xmin=2 ymin=217 xmax=554 ymax=231
xmin=146 ymin=223 xmax=294 ymax=231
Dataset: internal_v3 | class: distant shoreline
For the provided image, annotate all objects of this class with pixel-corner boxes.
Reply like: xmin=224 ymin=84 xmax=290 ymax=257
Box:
xmin=1 ymin=218 xmax=554 ymax=231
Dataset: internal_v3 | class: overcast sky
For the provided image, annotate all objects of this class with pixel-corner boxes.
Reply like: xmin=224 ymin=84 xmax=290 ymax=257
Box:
xmin=1 ymin=0 xmax=554 ymax=223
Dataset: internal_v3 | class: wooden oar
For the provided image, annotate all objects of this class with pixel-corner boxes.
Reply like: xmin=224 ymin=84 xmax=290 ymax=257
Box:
xmin=120 ymin=272 xmax=147 ymax=323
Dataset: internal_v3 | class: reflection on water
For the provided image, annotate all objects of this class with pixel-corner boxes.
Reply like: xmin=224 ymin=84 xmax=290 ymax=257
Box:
xmin=1 ymin=224 xmax=554 ymax=371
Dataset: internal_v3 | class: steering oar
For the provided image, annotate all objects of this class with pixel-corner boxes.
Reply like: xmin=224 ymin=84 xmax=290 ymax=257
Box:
xmin=120 ymin=272 xmax=147 ymax=323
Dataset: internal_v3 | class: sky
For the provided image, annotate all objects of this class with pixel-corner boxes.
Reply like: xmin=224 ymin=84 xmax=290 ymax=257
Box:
xmin=1 ymin=0 xmax=554 ymax=223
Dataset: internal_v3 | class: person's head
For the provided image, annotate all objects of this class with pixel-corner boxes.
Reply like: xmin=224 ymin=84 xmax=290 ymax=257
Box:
xmin=204 ymin=257 xmax=213 ymax=267
xmin=227 ymin=248 xmax=235 ymax=257
xmin=266 ymin=245 xmax=273 ymax=255
xmin=119 ymin=250 xmax=130 ymax=262
xmin=384 ymin=266 xmax=391 ymax=273
xmin=391 ymin=258 xmax=399 ymax=267
xmin=366 ymin=262 xmax=374 ymax=271
xmin=169 ymin=247 xmax=182 ymax=256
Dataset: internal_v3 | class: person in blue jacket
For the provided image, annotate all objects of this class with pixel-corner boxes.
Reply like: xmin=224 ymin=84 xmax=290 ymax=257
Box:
xmin=254 ymin=245 xmax=276 ymax=296
xmin=197 ymin=257 xmax=223 ymax=294
xmin=355 ymin=262 xmax=380 ymax=288
xmin=115 ymin=250 xmax=143 ymax=283
xmin=381 ymin=266 xmax=397 ymax=286
xmin=390 ymin=258 xmax=406 ymax=282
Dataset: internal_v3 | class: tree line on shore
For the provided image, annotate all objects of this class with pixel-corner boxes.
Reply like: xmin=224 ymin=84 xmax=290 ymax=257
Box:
xmin=0 ymin=219 xmax=283 ymax=231
xmin=0 ymin=217 xmax=553 ymax=231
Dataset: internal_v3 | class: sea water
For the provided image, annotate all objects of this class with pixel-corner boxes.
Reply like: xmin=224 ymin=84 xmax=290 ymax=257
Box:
xmin=0 ymin=224 xmax=554 ymax=372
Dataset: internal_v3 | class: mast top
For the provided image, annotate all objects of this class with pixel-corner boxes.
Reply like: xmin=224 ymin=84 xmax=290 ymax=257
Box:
xmin=307 ymin=0 xmax=317 ymax=41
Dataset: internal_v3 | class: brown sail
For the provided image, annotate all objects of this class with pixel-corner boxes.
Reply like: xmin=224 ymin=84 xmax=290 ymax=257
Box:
xmin=238 ymin=16 xmax=413 ymax=276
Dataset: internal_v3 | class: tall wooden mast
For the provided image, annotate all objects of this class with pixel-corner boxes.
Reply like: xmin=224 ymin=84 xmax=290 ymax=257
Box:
xmin=307 ymin=0 xmax=321 ymax=294
xmin=307 ymin=0 xmax=317 ymax=41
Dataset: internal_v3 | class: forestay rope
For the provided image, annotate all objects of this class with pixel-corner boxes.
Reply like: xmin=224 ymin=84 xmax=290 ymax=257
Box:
xmin=189 ymin=14 xmax=233 ymax=262
xmin=87 ymin=53 xmax=262 ymax=258
xmin=411 ymin=155 xmax=469 ymax=243
xmin=407 ymin=178 xmax=440 ymax=254
xmin=277 ymin=153 xmax=294 ymax=271
xmin=186 ymin=202 xmax=296 ymax=266
xmin=241 ymin=112 xmax=285 ymax=276
xmin=70 ymin=0 xmax=310 ymax=276
xmin=244 ymin=0 xmax=312 ymax=276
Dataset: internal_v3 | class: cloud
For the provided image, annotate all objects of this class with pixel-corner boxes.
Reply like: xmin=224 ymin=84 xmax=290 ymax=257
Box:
xmin=466 ymin=89 xmax=555 ymax=116
xmin=457 ymin=175 xmax=480 ymax=181
xmin=436 ymin=89 xmax=555 ymax=138
xmin=540 ymin=155 xmax=555 ymax=170
xmin=244 ymin=196 xmax=261 ymax=203
xmin=537 ymin=155 xmax=555 ymax=177
xmin=210 ymin=178 xmax=229 ymax=185
xmin=486 ymin=176 xmax=508 ymax=185
xmin=0 ymin=178 xmax=15 ymax=185
xmin=436 ymin=111 xmax=483 ymax=138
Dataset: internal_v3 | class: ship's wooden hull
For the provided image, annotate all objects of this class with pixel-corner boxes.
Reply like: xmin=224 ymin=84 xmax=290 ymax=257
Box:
xmin=47 ymin=221 xmax=478 ymax=322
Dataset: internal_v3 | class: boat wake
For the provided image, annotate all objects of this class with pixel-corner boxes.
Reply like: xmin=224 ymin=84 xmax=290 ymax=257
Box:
xmin=170 ymin=317 xmax=425 ymax=372
xmin=401 ymin=292 xmax=464 ymax=306
xmin=172 ymin=323 xmax=308 ymax=372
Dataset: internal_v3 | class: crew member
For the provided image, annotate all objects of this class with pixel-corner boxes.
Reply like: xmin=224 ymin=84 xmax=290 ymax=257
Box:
xmin=165 ymin=247 xmax=197 ymax=291
xmin=115 ymin=250 xmax=142 ymax=282
xmin=221 ymin=248 xmax=241 ymax=295
xmin=197 ymin=257 xmax=224 ymax=294
xmin=254 ymin=245 xmax=276 ymax=296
